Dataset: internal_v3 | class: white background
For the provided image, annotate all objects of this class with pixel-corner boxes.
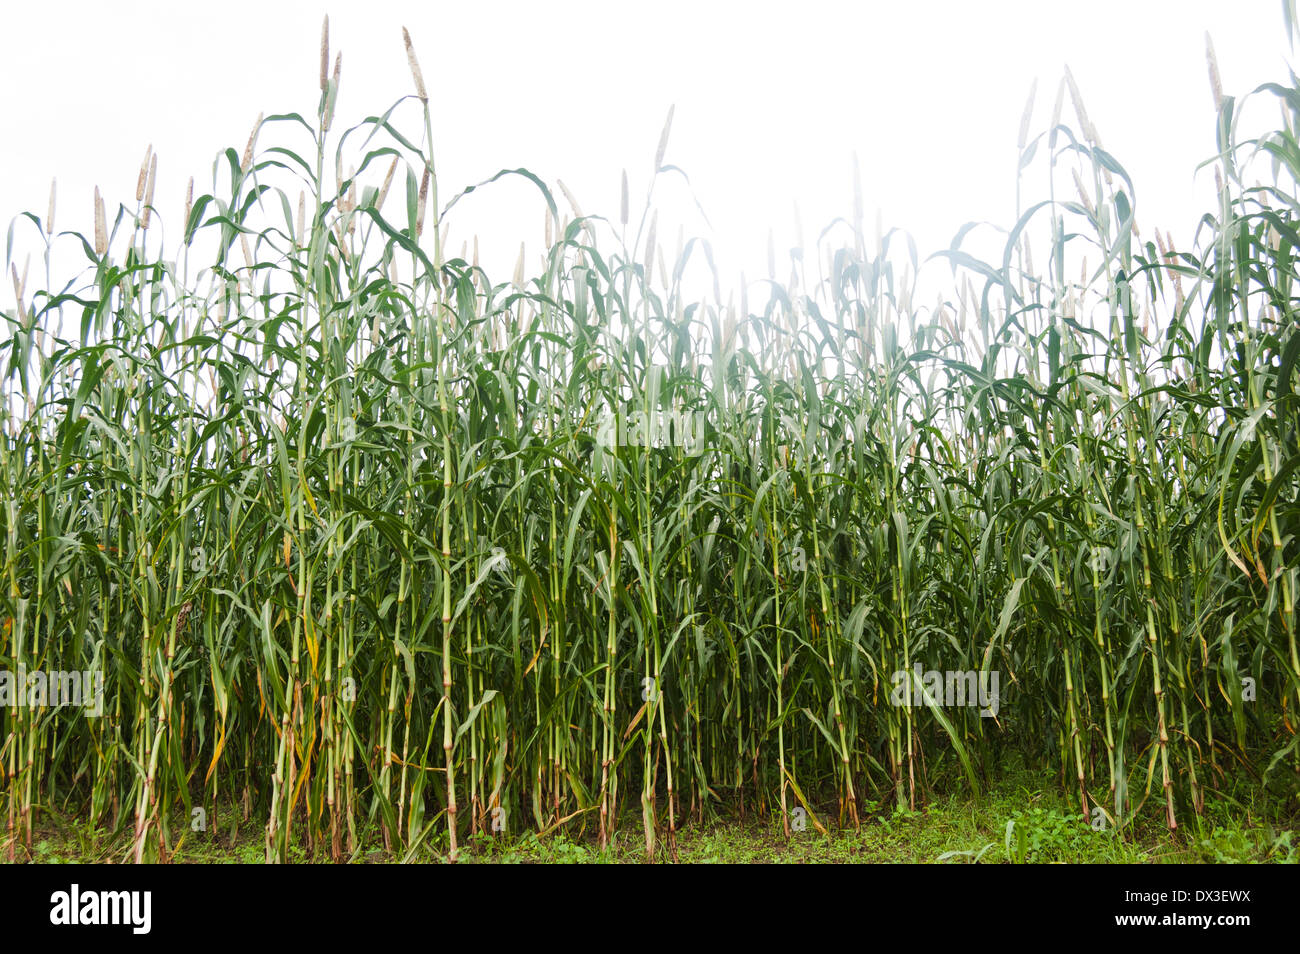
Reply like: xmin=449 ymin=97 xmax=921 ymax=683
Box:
xmin=0 ymin=0 xmax=1293 ymax=300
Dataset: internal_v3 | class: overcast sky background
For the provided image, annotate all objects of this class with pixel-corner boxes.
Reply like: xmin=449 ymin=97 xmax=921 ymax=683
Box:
xmin=1 ymin=1 xmax=1294 ymax=302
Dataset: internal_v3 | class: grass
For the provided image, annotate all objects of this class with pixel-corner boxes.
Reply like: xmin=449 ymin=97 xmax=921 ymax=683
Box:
xmin=2 ymin=15 xmax=1300 ymax=865
xmin=19 ymin=766 xmax=1294 ymax=863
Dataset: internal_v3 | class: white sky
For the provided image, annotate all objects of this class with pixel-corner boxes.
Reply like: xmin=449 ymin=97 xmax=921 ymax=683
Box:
xmin=1 ymin=0 xmax=1294 ymax=304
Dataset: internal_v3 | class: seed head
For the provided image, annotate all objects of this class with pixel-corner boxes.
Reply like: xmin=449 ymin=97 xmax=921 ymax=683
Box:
xmin=333 ymin=221 xmax=348 ymax=264
xmin=655 ymin=105 xmax=675 ymax=173
xmin=403 ymin=28 xmax=428 ymax=102
xmin=11 ymin=263 xmax=27 ymax=324
xmin=346 ymin=168 xmax=357 ymax=234
xmin=136 ymin=145 xmax=152 ymax=203
xmin=558 ymin=178 xmax=584 ymax=220
xmin=320 ymin=16 xmax=330 ymax=91
xmin=1205 ymin=33 xmax=1224 ymax=113
xmin=94 ymin=187 xmax=107 ymax=257
xmin=1064 ymin=66 xmax=1100 ymax=144
xmin=1049 ymin=77 xmax=1065 ymax=146
xmin=1017 ymin=78 xmax=1037 ymax=151
xmin=175 ymin=600 xmax=194 ymax=638
xmin=416 ymin=166 xmax=430 ymax=238
xmin=46 ymin=178 xmax=56 ymax=235
xmin=644 ymin=210 xmax=657 ymax=278
xmin=1072 ymin=168 xmax=1095 ymax=217
xmin=376 ymin=157 xmax=399 ymax=211
xmin=242 ymin=114 xmax=263 ymax=173
xmin=142 ymin=153 xmax=157 ymax=230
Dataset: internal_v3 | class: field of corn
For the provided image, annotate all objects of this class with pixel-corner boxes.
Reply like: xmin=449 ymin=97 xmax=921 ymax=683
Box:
xmin=2 ymin=18 xmax=1299 ymax=863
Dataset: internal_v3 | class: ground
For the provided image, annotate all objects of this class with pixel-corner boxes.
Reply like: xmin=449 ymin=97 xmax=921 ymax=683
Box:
xmin=11 ymin=769 xmax=1298 ymax=864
